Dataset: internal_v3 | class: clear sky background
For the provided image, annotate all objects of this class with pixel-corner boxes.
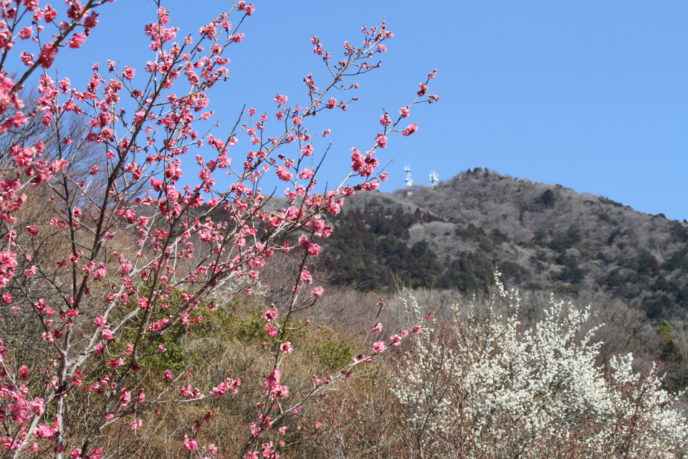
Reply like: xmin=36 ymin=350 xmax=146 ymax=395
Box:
xmin=51 ymin=1 xmax=688 ymax=219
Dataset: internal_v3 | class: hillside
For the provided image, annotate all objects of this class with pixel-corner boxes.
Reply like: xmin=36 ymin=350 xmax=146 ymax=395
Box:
xmin=322 ymin=168 xmax=688 ymax=320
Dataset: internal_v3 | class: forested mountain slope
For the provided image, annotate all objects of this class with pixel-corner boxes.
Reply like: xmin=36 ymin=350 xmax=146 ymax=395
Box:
xmin=323 ymin=168 xmax=688 ymax=320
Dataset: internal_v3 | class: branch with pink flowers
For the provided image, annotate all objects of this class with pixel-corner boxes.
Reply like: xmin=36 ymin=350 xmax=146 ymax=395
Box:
xmin=0 ymin=1 xmax=437 ymax=457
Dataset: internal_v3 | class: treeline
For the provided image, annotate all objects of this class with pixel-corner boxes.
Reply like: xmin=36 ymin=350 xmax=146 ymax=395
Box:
xmin=322 ymin=172 xmax=688 ymax=322
xmin=322 ymin=205 xmax=501 ymax=292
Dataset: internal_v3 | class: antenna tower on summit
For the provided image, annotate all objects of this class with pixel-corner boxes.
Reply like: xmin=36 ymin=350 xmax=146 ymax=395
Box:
xmin=429 ymin=171 xmax=439 ymax=187
xmin=404 ymin=165 xmax=413 ymax=197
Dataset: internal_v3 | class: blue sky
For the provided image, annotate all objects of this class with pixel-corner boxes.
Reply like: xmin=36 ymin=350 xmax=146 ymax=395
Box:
xmin=51 ymin=1 xmax=688 ymax=219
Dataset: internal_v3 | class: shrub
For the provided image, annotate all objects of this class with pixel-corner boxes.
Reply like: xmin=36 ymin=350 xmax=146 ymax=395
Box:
xmin=393 ymin=278 xmax=688 ymax=457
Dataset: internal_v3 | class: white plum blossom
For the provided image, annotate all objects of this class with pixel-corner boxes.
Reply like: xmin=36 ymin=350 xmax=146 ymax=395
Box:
xmin=393 ymin=277 xmax=688 ymax=457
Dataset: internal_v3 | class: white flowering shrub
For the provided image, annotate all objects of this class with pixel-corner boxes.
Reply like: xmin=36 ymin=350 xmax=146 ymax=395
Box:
xmin=393 ymin=281 xmax=688 ymax=458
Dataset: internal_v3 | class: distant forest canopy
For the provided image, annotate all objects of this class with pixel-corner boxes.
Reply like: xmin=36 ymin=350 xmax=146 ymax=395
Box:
xmin=321 ymin=169 xmax=688 ymax=321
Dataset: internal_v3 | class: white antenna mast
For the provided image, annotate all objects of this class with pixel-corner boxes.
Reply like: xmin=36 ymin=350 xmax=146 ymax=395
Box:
xmin=404 ymin=165 xmax=413 ymax=197
xmin=429 ymin=171 xmax=439 ymax=187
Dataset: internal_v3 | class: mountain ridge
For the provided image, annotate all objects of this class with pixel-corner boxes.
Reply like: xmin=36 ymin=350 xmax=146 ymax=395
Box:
xmin=322 ymin=168 xmax=688 ymax=320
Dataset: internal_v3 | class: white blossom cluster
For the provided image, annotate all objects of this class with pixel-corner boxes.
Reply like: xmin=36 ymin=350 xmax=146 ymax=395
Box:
xmin=393 ymin=279 xmax=688 ymax=457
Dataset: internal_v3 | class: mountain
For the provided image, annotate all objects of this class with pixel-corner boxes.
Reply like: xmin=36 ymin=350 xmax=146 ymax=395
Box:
xmin=322 ymin=168 xmax=688 ymax=320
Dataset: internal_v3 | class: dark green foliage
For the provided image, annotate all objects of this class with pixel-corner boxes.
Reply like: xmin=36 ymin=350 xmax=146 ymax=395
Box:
xmin=606 ymin=228 xmax=624 ymax=245
xmin=532 ymin=230 xmax=548 ymax=245
xmin=436 ymin=252 xmax=494 ymax=292
xmin=490 ymin=229 xmax=509 ymax=245
xmin=455 ymin=224 xmax=488 ymax=243
xmin=644 ymin=295 xmax=674 ymax=319
xmin=658 ymin=320 xmax=683 ymax=363
xmin=123 ymin=291 xmax=308 ymax=375
xmin=316 ymin=334 xmax=356 ymax=370
xmin=656 ymin=320 xmax=688 ymax=389
xmin=135 ymin=304 xmax=272 ymax=373
xmin=540 ymin=189 xmax=556 ymax=208
xmin=599 ymin=196 xmax=624 ymax=207
xmin=596 ymin=211 xmax=613 ymax=223
xmin=408 ymin=241 xmax=443 ymax=287
xmin=314 ymin=170 xmax=688 ymax=322
xmin=499 ymin=260 xmax=529 ymax=283
xmin=553 ymin=258 xmax=585 ymax=285
xmin=322 ymin=205 xmax=442 ymax=290
xmin=635 ymin=250 xmax=660 ymax=276
xmin=662 ymin=248 xmax=688 ymax=273
xmin=549 ymin=226 xmax=582 ymax=253
xmin=669 ymin=221 xmax=688 ymax=242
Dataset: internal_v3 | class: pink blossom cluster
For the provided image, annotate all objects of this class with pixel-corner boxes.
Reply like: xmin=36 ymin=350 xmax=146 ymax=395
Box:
xmin=0 ymin=0 xmax=436 ymax=456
